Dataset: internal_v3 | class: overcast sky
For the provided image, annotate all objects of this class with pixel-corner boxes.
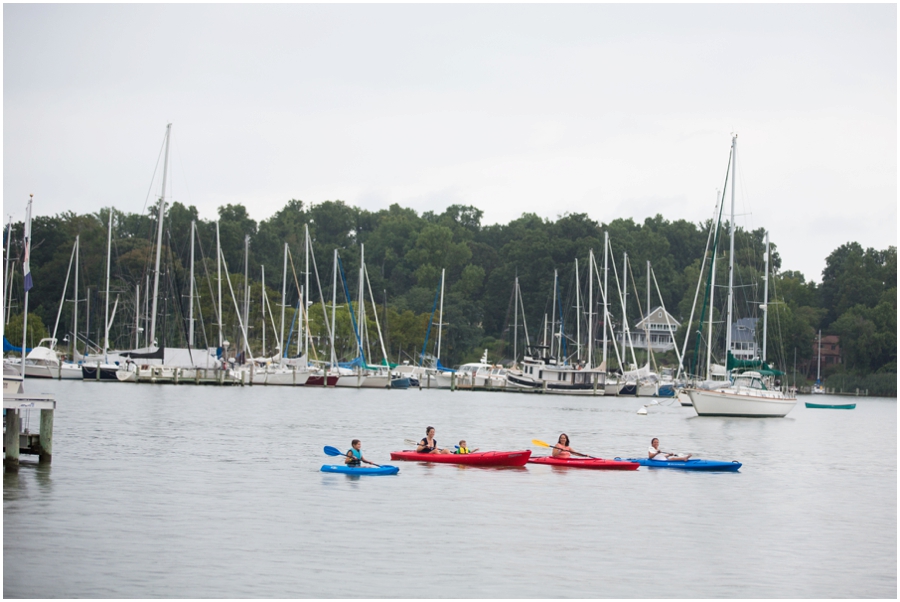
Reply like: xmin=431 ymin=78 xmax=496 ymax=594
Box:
xmin=4 ymin=4 xmax=896 ymax=282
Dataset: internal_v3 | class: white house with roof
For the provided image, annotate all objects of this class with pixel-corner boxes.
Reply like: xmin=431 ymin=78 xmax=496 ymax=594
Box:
xmin=729 ymin=317 xmax=759 ymax=361
xmin=616 ymin=306 xmax=681 ymax=352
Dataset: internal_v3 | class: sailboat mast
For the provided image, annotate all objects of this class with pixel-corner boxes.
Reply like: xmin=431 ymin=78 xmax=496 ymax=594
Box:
xmin=74 ymin=235 xmax=80 ymax=354
xmin=514 ymin=275 xmax=518 ymax=365
xmin=4 ymin=216 xmax=13 ymax=325
xmin=621 ymin=251 xmax=628 ymax=364
xmin=243 ymin=235 xmax=249 ymax=353
xmin=587 ymin=251 xmax=593 ymax=368
xmin=602 ymin=232 xmax=608 ymax=369
xmin=762 ymin=231 xmax=769 ymax=363
xmin=280 ymin=243 xmax=287 ymax=361
xmin=216 ymin=221 xmax=223 ymax=347
xmin=52 ymin=239 xmax=78 ymax=347
xmin=330 ymin=249 xmax=338 ymax=366
xmin=304 ymin=225 xmax=310 ymax=359
xmin=575 ymin=258 xmax=581 ymax=362
xmin=188 ymin=220 xmax=195 ymax=347
xmin=724 ymin=134 xmax=737 ymax=376
xmin=551 ymin=269 xmax=558 ymax=358
xmin=149 ymin=123 xmax=171 ymax=348
xmin=437 ymin=268 xmax=445 ymax=363
xmin=134 ymin=284 xmax=139 ymax=349
xmin=817 ymin=330 xmax=822 ymax=381
xmin=646 ymin=260 xmax=651 ymax=363
xmin=20 ymin=196 xmax=33 ymax=378
xmin=261 ymin=265 xmax=266 ymax=356
xmin=103 ymin=209 xmax=113 ymax=360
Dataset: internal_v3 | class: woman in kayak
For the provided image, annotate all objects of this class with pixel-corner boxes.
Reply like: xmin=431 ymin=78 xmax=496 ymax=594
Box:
xmin=345 ymin=439 xmax=373 ymax=466
xmin=417 ymin=426 xmax=449 ymax=454
xmin=551 ymin=433 xmax=573 ymax=458
xmin=648 ymin=438 xmax=692 ymax=461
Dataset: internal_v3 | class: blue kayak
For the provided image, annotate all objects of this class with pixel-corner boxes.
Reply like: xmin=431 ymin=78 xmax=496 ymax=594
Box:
xmin=618 ymin=458 xmax=742 ymax=472
xmin=320 ymin=464 xmax=399 ymax=476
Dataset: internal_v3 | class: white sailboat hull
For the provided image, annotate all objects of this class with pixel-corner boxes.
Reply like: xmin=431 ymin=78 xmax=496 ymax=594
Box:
xmin=687 ymin=388 xmax=797 ymax=417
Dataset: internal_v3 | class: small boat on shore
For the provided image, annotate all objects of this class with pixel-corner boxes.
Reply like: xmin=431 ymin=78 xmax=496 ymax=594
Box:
xmin=390 ymin=450 xmax=531 ymax=467
xmin=528 ymin=456 xmax=638 ymax=470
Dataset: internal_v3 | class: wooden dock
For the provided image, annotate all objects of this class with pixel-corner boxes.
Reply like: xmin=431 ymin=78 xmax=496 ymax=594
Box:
xmin=3 ymin=393 xmax=56 ymax=472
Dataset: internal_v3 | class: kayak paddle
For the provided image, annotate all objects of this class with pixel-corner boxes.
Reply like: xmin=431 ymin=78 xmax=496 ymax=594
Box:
xmin=404 ymin=438 xmax=449 ymax=453
xmin=323 ymin=445 xmax=381 ymax=467
xmin=531 ymin=439 xmax=599 ymax=459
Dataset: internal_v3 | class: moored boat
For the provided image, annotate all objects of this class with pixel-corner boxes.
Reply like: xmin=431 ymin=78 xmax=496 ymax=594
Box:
xmin=528 ymin=456 xmax=638 ymax=470
xmin=390 ymin=450 xmax=531 ymax=467
xmin=805 ymin=401 xmax=856 ymax=409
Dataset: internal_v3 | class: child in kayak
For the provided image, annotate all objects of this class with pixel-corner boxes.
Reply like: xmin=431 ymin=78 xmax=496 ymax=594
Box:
xmin=551 ymin=433 xmax=573 ymax=458
xmin=648 ymin=438 xmax=692 ymax=461
xmin=454 ymin=440 xmax=479 ymax=454
xmin=417 ymin=426 xmax=450 ymax=454
xmin=345 ymin=439 xmax=373 ymax=466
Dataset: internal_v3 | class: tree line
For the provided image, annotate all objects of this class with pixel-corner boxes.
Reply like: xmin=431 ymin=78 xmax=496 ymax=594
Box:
xmin=3 ymin=199 xmax=896 ymax=392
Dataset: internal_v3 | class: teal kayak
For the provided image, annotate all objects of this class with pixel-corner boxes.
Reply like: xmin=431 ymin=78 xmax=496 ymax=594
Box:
xmin=805 ymin=402 xmax=856 ymax=409
xmin=618 ymin=458 xmax=742 ymax=472
xmin=320 ymin=464 xmax=399 ymax=476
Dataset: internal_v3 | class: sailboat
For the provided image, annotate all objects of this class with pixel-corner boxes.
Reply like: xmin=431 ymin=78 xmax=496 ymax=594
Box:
xmin=687 ymin=136 xmax=797 ymax=417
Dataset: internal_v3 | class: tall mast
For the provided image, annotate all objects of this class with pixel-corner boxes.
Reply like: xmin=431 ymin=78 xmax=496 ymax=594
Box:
xmin=513 ymin=275 xmax=518 ymax=365
xmin=4 ymin=216 xmax=12 ymax=324
xmin=149 ymin=123 xmax=171 ymax=348
xmin=103 ymin=209 xmax=113 ymax=360
xmin=20 ymin=195 xmax=33 ymax=378
xmin=575 ymin=258 xmax=581 ymax=362
xmin=358 ymin=245 xmax=366 ymax=361
xmin=816 ymin=330 xmax=822 ymax=381
xmin=621 ymin=251 xmax=628 ymax=364
xmin=74 ymin=235 xmax=80 ymax=355
xmin=724 ymin=134 xmax=737 ymax=377
xmin=551 ymin=269 xmax=558 ymax=358
xmin=280 ymin=242 xmax=287 ymax=361
xmin=243 ymin=234 xmax=250 ymax=353
xmin=330 ymin=249 xmax=338 ymax=367
xmin=188 ymin=220 xmax=195 ymax=347
xmin=261 ymin=265 xmax=266 ymax=356
xmin=761 ymin=230 xmax=769 ymax=363
xmin=587 ymin=251 xmax=593 ymax=368
xmin=134 ymin=283 xmax=140 ymax=349
xmin=437 ymin=268 xmax=445 ymax=363
xmin=216 ymin=221 xmax=223 ymax=347
xmin=706 ymin=203 xmax=719 ymax=380
xmin=646 ymin=260 xmax=651 ymax=364
xmin=304 ymin=225 xmax=310 ymax=358
xmin=602 ymin=232 xmax=608 ymax=369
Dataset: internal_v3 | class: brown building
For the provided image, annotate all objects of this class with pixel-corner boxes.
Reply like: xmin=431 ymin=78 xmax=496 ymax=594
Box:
xmin=806 ymin=334 xmax=841 ymax=378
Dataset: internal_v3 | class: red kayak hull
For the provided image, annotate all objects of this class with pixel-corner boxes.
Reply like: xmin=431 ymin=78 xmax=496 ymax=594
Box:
xmin=528 ymin=456 xmax=639 ymax=470
xmin=390 ymin=450 xmax=532 ymax=467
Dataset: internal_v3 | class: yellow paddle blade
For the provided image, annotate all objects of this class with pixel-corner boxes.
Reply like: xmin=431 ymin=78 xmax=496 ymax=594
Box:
xmin=531 ymin=439 xmax=551 ymax=448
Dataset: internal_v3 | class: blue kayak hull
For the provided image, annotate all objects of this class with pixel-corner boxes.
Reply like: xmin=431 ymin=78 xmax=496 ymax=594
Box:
xmin=620 ymin=458 xmax=742 ymax=472
xmin=320 ymin=464 xmax=399 ymax=476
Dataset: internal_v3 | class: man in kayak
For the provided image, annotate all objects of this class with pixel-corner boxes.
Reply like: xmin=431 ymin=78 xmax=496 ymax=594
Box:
xmin=345 ymin=439 xmax=374 ymax=466
xmin=454 ymin=440 xmax=479 ymax=454
xmin=648 ymin=438 xmax=692 ymax=461
xmin=417 ymin=426 xmax=450 ymax=454
xmin=551 ymin=433 xmax=573 ymax=458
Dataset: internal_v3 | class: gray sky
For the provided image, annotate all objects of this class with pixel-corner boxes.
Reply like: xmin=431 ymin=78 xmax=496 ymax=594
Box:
xmin=4 ymin=4 xmax=896 ymax=282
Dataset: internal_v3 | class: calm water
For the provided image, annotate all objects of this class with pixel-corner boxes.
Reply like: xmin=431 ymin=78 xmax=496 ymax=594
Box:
xmin=4 ymin=381 xmax=896 ymax=598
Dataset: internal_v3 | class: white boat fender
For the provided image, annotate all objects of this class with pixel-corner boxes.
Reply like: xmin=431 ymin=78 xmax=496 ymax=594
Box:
xmin=637 ymin=406 xmax=648 ymax=415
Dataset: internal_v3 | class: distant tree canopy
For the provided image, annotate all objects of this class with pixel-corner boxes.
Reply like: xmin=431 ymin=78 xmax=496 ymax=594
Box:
xmin=4 ymin=199 xmax=895 ymax=378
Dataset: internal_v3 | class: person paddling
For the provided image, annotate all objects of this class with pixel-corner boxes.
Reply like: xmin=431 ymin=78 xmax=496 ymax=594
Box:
xmin=648 ymin=438 xmax=692 ymax=462
xmin=417 ymin=426 xmax=449 ymax=454
xmin=551 ymin=433 xmax=574 ymax=458
xmin=345 ymin=439 xmax=374 ymax=466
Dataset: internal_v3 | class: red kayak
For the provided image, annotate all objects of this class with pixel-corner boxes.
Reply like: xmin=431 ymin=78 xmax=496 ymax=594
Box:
xmin=528 ymin=456 xmax=639 ymax=470
xmin=390 ymin=450 xmax=532 ymax=467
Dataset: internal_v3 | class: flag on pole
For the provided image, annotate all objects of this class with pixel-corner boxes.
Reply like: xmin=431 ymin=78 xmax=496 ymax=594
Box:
xmin=23 ymin=196 xmax=33 ymax=292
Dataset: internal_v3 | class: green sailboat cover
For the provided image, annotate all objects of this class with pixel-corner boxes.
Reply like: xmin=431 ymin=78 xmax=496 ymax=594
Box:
xmin=727 ymin=352 xmax=784 ymax=376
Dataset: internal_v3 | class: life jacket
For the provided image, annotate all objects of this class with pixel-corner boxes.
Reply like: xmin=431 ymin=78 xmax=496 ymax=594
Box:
xmin=347 ymin=448 xmax=362 ymax=466
xmin=456 ymin=447 xmax=470 ymax=454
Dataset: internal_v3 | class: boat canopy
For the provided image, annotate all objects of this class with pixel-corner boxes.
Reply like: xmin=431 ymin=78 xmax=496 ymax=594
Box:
xmin=727 ymin=351 xmax=784 ymax=376
xmin=3 ymin=336 xmax=31 ymax=354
